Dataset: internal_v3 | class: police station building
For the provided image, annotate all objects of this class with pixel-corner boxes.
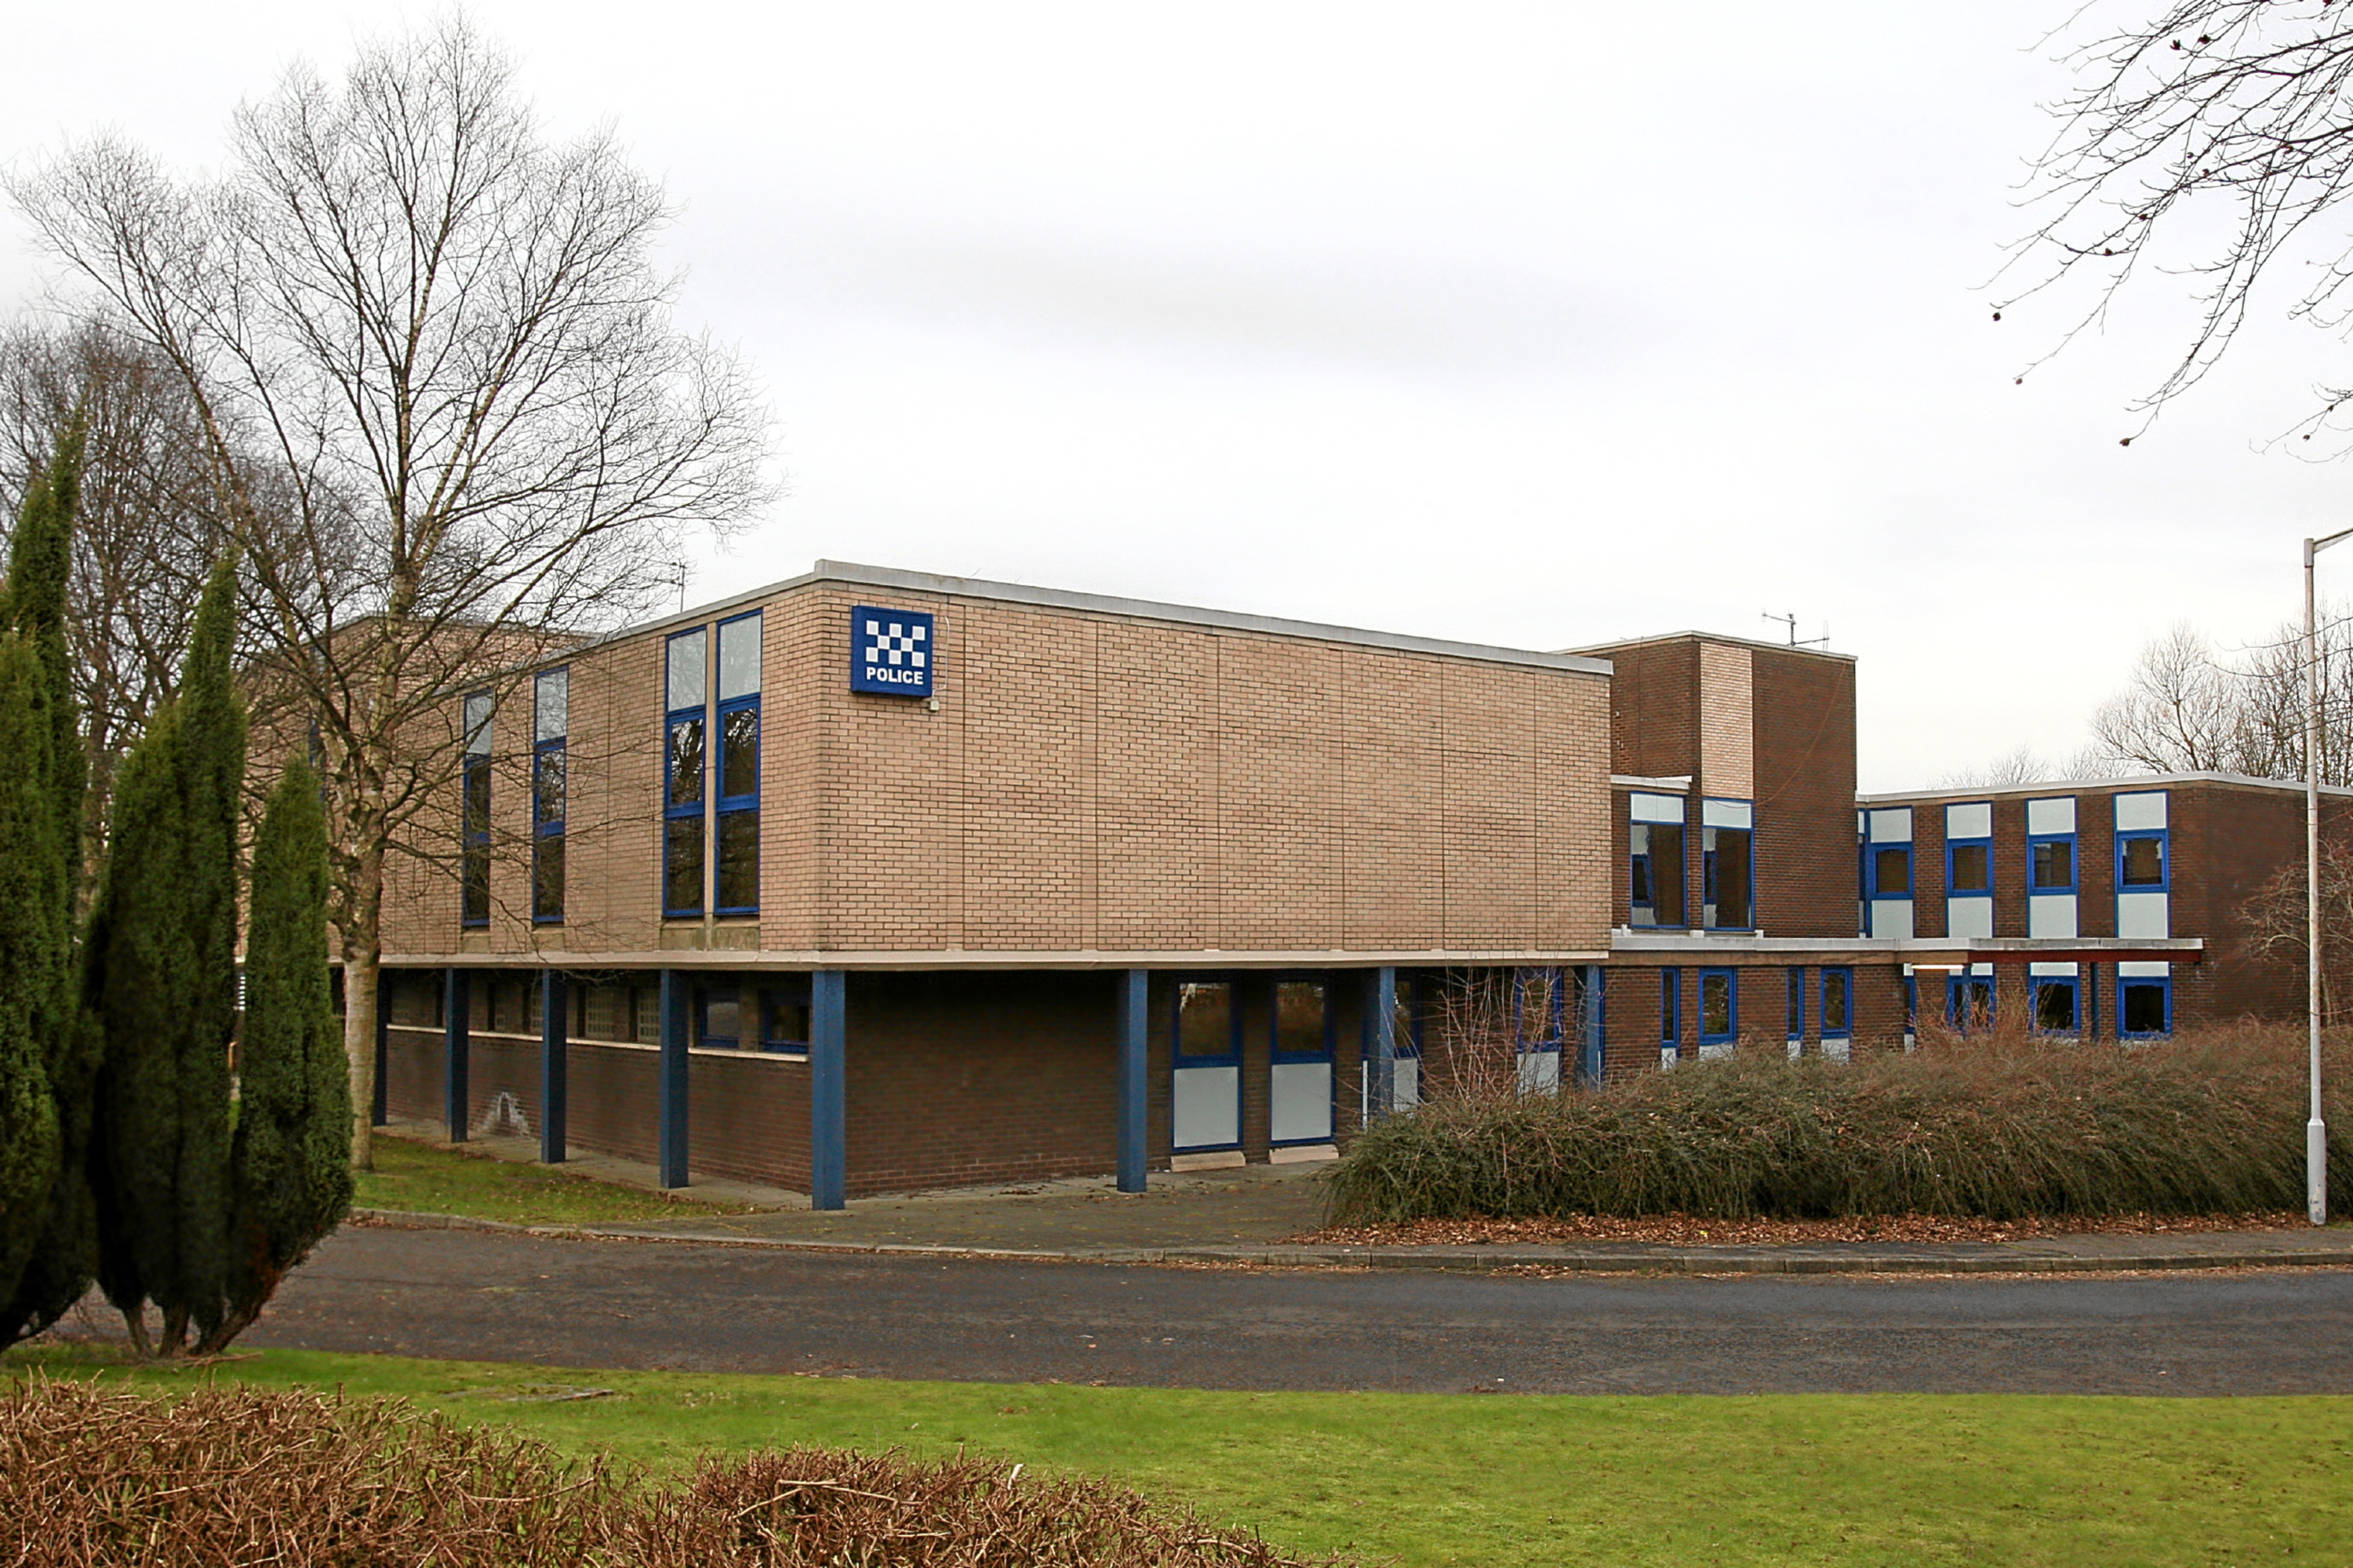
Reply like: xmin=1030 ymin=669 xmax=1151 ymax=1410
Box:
xmin=364 ymin=562 xmax=2267 ymax=1205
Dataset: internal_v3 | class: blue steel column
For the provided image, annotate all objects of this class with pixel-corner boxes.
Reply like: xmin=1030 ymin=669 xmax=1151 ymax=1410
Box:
xmin=810 ymin=970 xmax=847 ymax=1210
xmin=442 ymin=968 xmax=470 ymax=1142
xmin=371 ymin=973 xmax=391 ymax=1128
xmin=540 ymin=970 xmax=569 ymax=1164
xmin=1579 ymin=964 xmax=1606 ymax=1089
xmin=658 ymin=969 xmax=689 ymax=1188
xmin=1116 ymin=969 xmax=1148 ymax=1193
xmin=1365 ymin=966 xmax=1397 ymax=1120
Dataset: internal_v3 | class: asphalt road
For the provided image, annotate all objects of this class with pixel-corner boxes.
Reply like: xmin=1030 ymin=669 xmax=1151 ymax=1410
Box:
xmin=227 ymin=1224 xmax=2353 ymax=1396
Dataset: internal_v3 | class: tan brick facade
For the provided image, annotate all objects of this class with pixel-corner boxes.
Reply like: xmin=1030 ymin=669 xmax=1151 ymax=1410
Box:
xmin=380 ymin=566 xmax=1617 ymax=964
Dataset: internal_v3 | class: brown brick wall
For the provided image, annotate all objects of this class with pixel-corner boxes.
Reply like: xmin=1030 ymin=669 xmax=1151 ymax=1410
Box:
xmin=1751 ymin=648 xmax=1858 ymax=938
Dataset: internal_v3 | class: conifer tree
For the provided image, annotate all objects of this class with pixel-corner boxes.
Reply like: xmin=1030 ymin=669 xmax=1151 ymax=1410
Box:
xmin=0 ymin=417 xmax=98 ymax=1346
xmin=203 ymin=759 xmax=351 ymax=1352
xmin=85 ymin=557 xmax=243 ymax=1355
xmin=0 ymin=638 xmax=61 ymax=1312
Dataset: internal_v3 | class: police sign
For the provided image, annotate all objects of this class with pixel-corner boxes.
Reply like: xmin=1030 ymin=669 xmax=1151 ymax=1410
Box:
xmin=850 ymin=606 xmax=935 ymax=697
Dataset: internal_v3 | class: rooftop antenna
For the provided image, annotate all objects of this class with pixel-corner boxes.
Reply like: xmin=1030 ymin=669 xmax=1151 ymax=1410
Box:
xmin=662 ymin=560 xmax=690 ymax=614
xmin=1762 ymin=610 xmax=1829 ymax=649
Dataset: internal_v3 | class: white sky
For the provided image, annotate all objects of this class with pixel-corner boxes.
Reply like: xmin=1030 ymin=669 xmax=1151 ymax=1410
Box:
xmin=4 ymin=2 xmax=2348 ymax=789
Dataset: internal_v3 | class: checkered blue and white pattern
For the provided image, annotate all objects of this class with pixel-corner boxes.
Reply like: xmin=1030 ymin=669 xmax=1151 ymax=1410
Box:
xmin=849 ymin=605 xmax=936 ymax=696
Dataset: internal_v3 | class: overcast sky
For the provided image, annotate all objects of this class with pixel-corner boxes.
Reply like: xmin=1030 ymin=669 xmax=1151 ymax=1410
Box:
xmin=3 ymin=2 xmax=2346 ymax=789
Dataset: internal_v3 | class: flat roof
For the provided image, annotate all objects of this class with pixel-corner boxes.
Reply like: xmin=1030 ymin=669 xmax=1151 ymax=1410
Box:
xmin=603 ymin=561 xmax=1615 ymax=678
xmin=1566 ymin=628 xmax=1857 ymax=664
xmin=1860 ymin=769 xmax=2353 ymax=804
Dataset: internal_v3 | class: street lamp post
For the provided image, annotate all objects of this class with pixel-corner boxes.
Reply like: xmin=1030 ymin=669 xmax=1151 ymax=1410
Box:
xmin=2304 ymin=529 xmax=2353 ymax=1226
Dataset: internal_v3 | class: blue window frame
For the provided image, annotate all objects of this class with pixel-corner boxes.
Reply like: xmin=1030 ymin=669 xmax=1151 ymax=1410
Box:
xmin=698 ymin=983 xmax=742 ymax=1049
xmin=1947 ymin=973 xmax=1994 ymax=1032
xmin=1947 ymin=835 xmax=1992 ymax=896
xmin=2029 ymin=834 xmax=2077 ymax=893
xmin=2117 ymin=830 xmax=2169 ymax=892
xmin=1785 ymin=966 xmax=1804 ymax=1042
xmin=663 ymin=628 xmax=708 ymax=918
xmin=2119 ymin=975 xmax=2173 ymax=1038
xmin=1171 ymin=978 xmax=1242 ymax=1153
xmin=1272 ymin=977 xmax=1333 ymax=1064
xmin=532 ymin=668 xmax=567 ymax=924
xmin=460 ymin=690 xmax=493 ymax=927
xmin=1628 ymin=817 xmax=1686 ymax=927
xmin=2031 ymin=976 xmax=2081 ymax=1035
xmin=1698 ymin=968 xmax=1737 ymax=1049
xmin=1172 ymin=978 xmax=1241 ymax=1066
xmin=1660 ymin=969 xmax=1682 ymax=1059
xmin=715 ymin=611 xmax=762 ymax=915
xmin=1820 ymin=967 xmax=1853 ymax=1039
xmin=1701 ymin=799 xmax=1755 ymax=931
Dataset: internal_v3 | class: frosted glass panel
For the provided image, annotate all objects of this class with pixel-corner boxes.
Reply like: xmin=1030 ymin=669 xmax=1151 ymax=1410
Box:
xmin=2117 ymin=890 xmax=2169 ymax=939
xmin=1173 ymin=1064 xmax=1239 ymax=1150
xmin=2028 ymin=893 xmax=2078 ymax=938
xmin=1947 ymin=896 xmax=1993 ymax=939
xmin=1271 ymin=1061 xmax=1333 ymax=1143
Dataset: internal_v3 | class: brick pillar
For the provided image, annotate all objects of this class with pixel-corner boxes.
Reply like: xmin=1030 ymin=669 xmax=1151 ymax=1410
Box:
xmin=442 ymin=968 xmax=469 ymax=1142
xmin=540 ymin=969 xmax=569 ymax=1164
xmin=811 ymin=970 xmax=847 ymax=1210
xmin=1364 ymin=966 xmax=1397 ymax=1119
xmin=1116 ymin=969 xmax=1148 ymax=1194
xmin=659 ymin=969 xmax=689 ymax=1188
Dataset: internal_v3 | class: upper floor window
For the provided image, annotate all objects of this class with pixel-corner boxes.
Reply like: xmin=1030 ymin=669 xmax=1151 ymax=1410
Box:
xmin=2026 ymin=796 xmax=2078 ymax=892
xmin=715 ymin=611 xmax=762 ymax=915
xmin=1944 ymin=801 xmax=1992 ymax=894
xmin=1629 ymin=793 xmax=1686 ymax=928
xmin=1702 ymin=799 xmax=1753 ymax=929
xmin=533 ymin=669 xmax=568 ymax=924
xmin=664 ymin=628 xmax=707 ymax=917
xmin=2115 ymin=791 xmax=2169 ymax=890
xmin=460 ymin=691 xmax=493 ymax=927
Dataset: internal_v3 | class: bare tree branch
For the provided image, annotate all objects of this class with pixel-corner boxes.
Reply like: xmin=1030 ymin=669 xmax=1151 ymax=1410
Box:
xmin=5 ymin=16 xmax=776 ymax=1166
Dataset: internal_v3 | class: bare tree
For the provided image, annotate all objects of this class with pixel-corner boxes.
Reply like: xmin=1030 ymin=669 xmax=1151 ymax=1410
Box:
xmin=2008 ymin=3 xmax=2353 ymax=438
xmin=2242 ymin=840 xmax=2353 ymax=1021
xmin=8 ymin=17 xmax=774 ymax=1167
xmin=0 ymin=318 xmax=231 ymax=877
xmin=2084 ymin=608 xmax=2353 ymax=784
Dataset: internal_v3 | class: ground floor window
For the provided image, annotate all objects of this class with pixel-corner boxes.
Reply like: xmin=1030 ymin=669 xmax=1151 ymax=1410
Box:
xmin=1947 ymin=974 xmax=1993 ymax=1032
xmin=1820 ymin=968 xmax=1853 ymax=1041
xmin=1171 ymin=980 xmax=1242 ymax=1152
xmin=1698 ymin=969 xmax=1737 ymax=1056
xmin=1660 ymin=969 xmax=1682 ymax=1065
xmin=2120 ymin=977 xmax=2173 ymax=1038
xmin=2032 ymin=977 xmax=2080 ymax=1035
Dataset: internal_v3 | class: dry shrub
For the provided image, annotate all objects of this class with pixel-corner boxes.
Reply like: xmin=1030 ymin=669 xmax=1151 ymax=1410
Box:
xmin=0 ymin=1378 xmax=1346 ymax=1567
xmin=1326 ymin=1021 xmax=2353 ymax=1224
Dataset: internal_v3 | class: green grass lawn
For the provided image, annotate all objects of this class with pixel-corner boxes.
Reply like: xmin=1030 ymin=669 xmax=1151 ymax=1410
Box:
xmin=9 ymin=1343 xmax=2349 ymax=1566
xmin=353 ymin=1133 xmax=756 ymax=1225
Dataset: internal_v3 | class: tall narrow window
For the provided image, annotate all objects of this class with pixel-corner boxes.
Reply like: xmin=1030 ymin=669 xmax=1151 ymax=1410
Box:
xmin=1698 ymin=969 xmax=1737 ymax=1051
xmin=1785 ymin=967 xmax=1805 ymax=1046
xmin=460 ymin=692 xmax=492 ymax=926
xmin=1660 ymin=969 xmax=1682 ymax=1064
xmin=533 ymin=668 xmax=567 ymax=923
xmin=1820 ymin=967 xmax=1853 ymax=1039
xmin=1629 ymin=793 xmax=1686 ymax=928
xmin=715 ymin=611 xmax=762 ymax=915
xmin=664 ymin=628 xmax=708 ymax=917
xmin=1701 ymin=800 xmax=1754 ymax=930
